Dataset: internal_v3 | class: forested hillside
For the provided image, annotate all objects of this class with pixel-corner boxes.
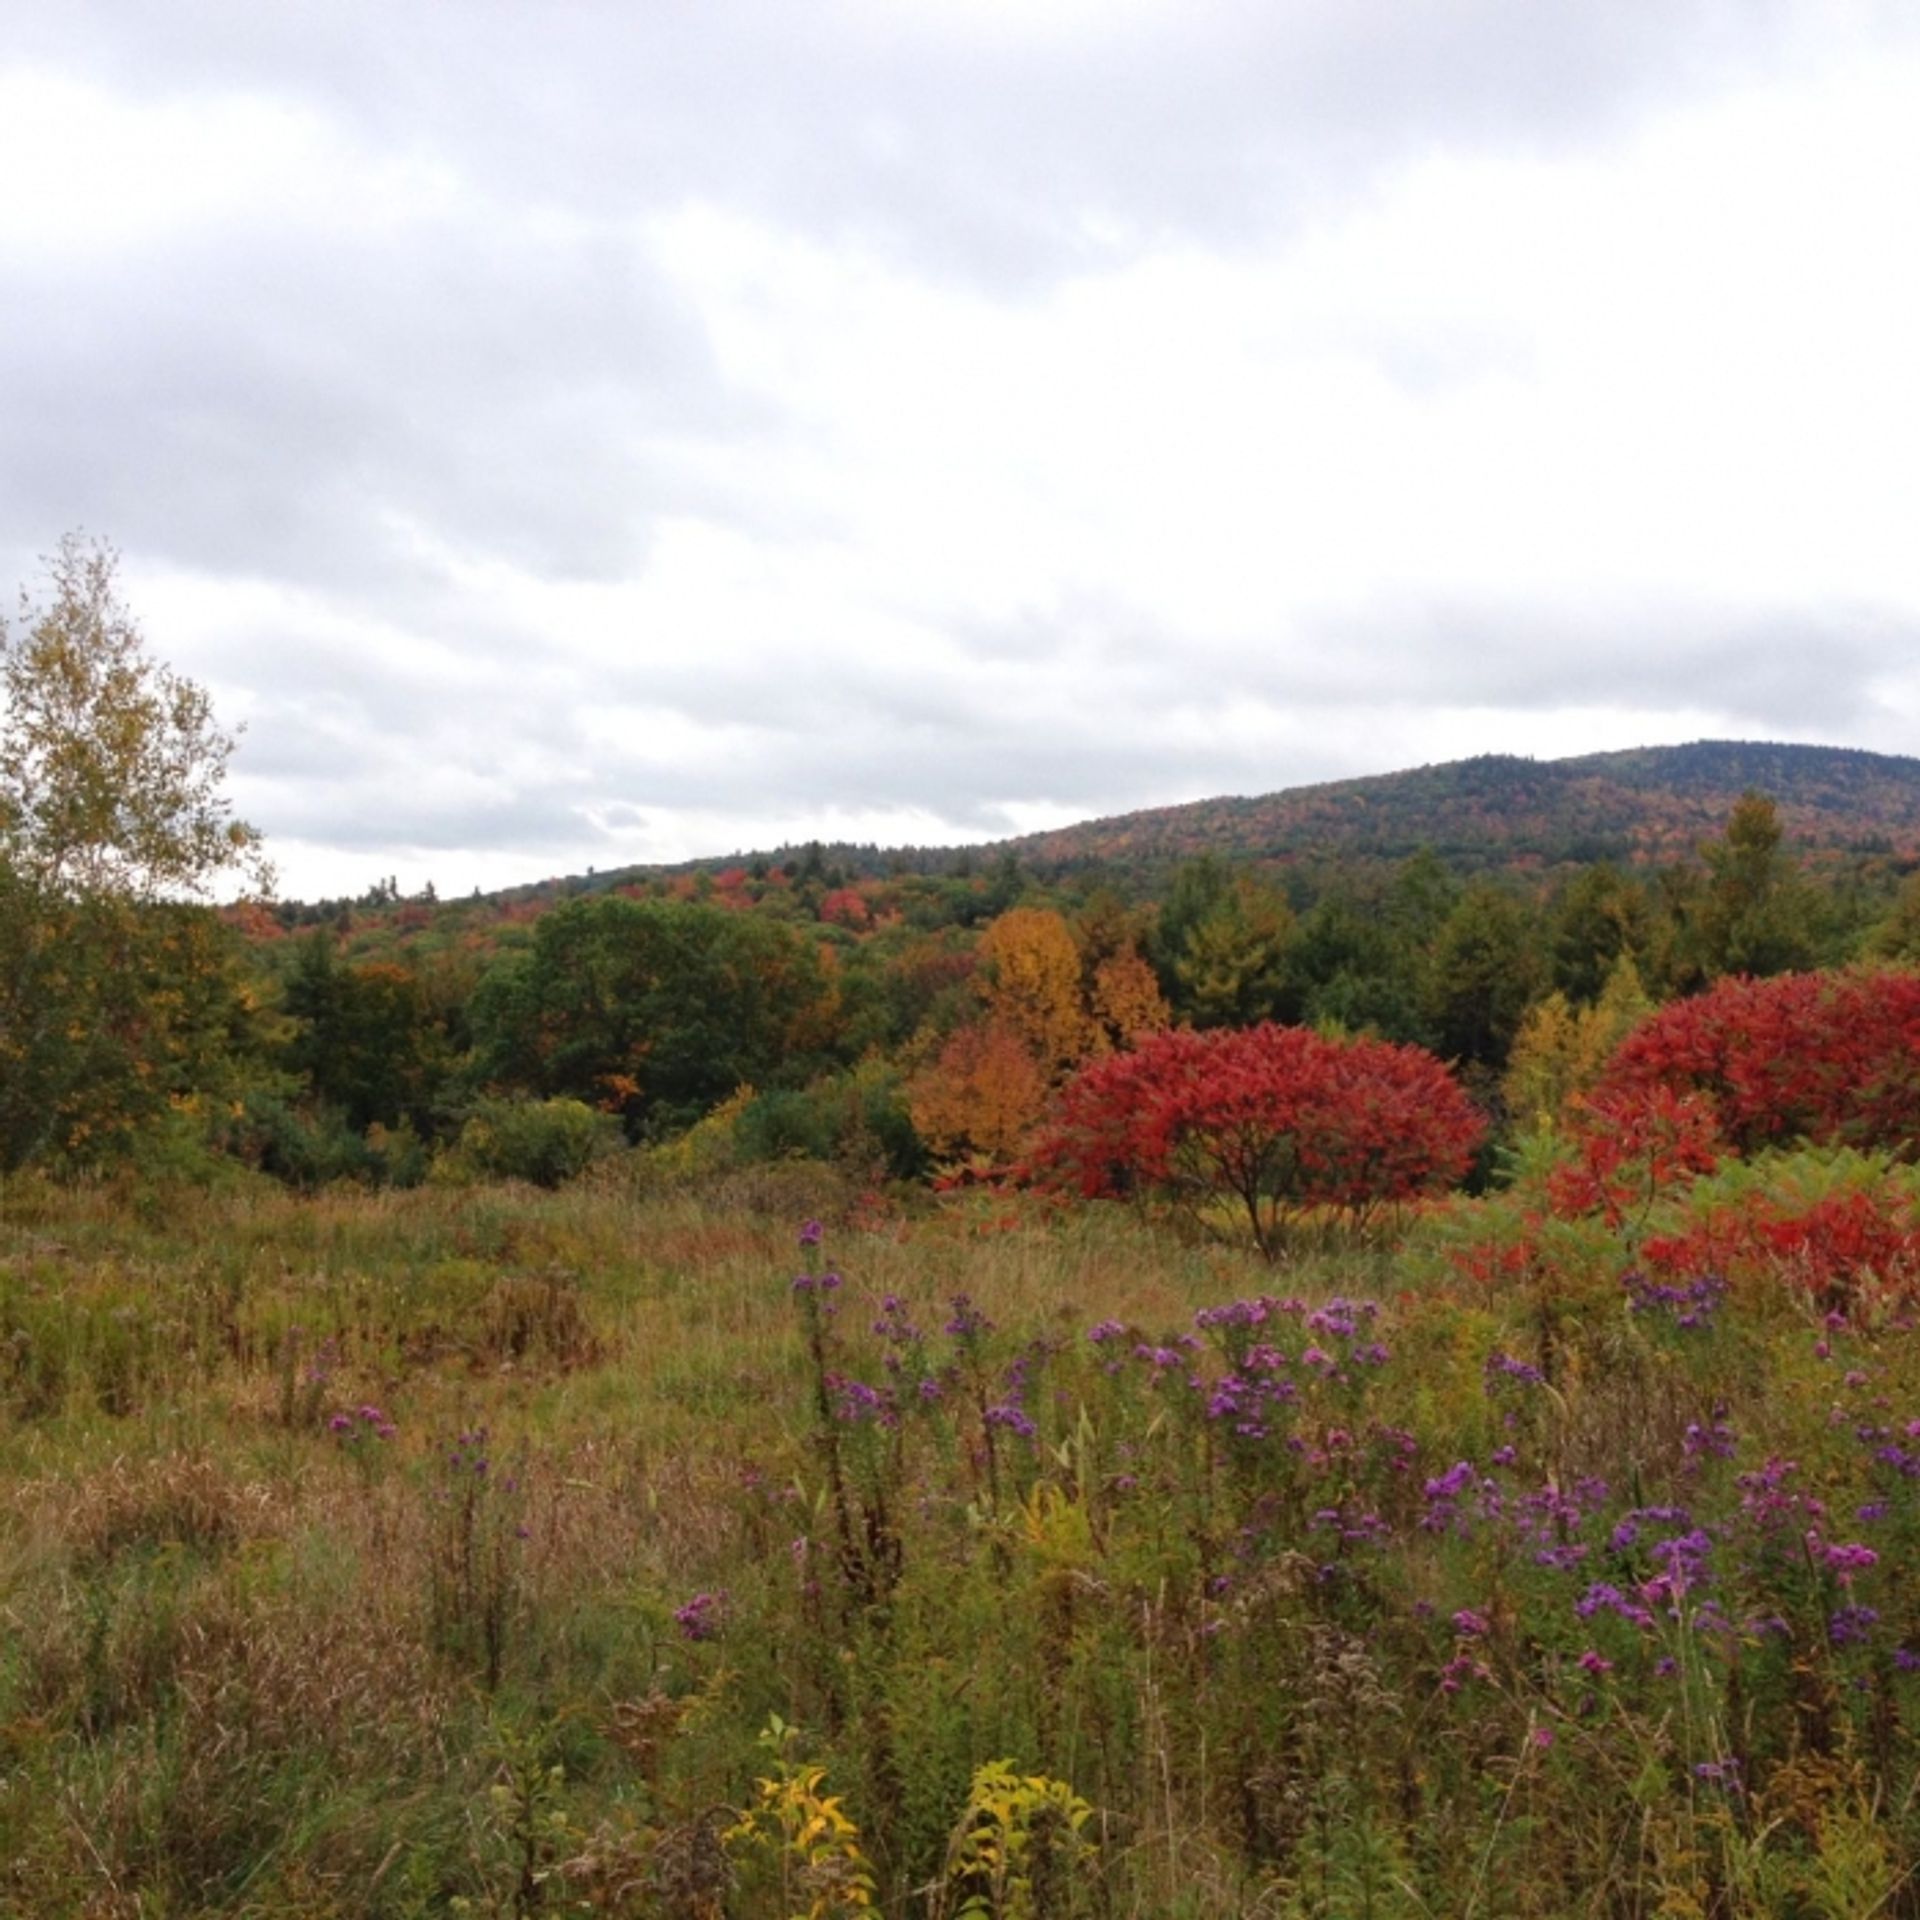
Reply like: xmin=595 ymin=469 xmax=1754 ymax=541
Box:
xmin=998 ymin=740 xmax=1920 ymax=874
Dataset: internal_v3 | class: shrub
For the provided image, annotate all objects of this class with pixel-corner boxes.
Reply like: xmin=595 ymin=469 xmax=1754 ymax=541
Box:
xmin=451 ymin=1097 xmax=619 ymax=1188
xmin=1030 ymin=1022 xmax=1483 ymax=1258
xmin=1639 ymin=1147 xmax=1920 ymax=1308
xmin=1591 ymin=969 xmax=1920 ymax=1159
xmin=735 ymin=1064 xmax=925 ymax=1182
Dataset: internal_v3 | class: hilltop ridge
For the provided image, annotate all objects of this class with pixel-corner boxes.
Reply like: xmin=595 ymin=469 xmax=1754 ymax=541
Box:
xmin=993 ymin=739 xmax=1920 ymax=874
xmin=518 ymin=740 xmax=1920 ymax=905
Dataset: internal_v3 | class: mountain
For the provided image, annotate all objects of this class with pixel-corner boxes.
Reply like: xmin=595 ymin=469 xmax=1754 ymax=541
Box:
xmin=991 ymin=741 xmax=1920 ymax=876
xmin=360 ymin=740 xmax=1920 ymax=925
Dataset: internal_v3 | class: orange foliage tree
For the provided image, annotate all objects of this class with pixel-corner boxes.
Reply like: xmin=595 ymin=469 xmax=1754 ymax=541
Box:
xmin=909 ymin=907 xmax=1169 ymax=1165
xmin=907 ymin=1019 xmax=1049 ymax=1165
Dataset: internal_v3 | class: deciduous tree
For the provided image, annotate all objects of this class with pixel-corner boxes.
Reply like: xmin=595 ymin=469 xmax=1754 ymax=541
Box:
xmin=0 ymin=536 xmax=267 ymax=1169
xmin=1031 ymin=1022 xmax=1483 ymax=1258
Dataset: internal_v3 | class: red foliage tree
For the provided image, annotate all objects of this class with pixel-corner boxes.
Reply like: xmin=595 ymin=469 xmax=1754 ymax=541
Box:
xmin=818 ymin=886 xmax=872 ymax=931
xmin=1590 ymin=970 xmax=1920 ymax=1158
xmin=1030 ymin=1023 xmax=1483 ymax=1258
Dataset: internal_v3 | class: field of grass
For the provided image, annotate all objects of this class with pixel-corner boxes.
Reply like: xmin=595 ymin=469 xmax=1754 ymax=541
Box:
xmin=0 ymin=1163 xmax=1916 ymax=1917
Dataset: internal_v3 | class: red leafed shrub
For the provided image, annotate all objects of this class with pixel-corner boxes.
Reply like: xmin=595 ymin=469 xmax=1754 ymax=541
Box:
xmin=1642 ymin=1186 xmax=1920 ymax=1308
xmin=1547 ymin=1084 xmax=1725 ymax=1227
xmin=1592 ymin=970 xmax=1920 ymax=1159
xmin=1028 ymin=1023 xmax=1483 ymax=1258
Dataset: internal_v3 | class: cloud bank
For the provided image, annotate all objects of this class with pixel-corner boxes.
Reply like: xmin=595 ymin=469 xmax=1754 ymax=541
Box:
xmin=5 ymin=1 xmax=1919 ymax=895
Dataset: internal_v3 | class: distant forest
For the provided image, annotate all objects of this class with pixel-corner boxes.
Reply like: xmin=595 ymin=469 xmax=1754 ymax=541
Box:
xmin=9 ymin=582 xmax=1920 ymax=1198
xmin=87 ymin=768 xmax=1920 ymax=1192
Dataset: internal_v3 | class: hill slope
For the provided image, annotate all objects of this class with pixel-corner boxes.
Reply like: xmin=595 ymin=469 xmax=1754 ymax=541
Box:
xmin=993 ymin=740 xmax=1920 ymax=874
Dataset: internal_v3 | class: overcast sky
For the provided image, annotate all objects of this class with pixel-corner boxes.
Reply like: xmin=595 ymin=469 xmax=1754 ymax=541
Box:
xmin=6 ymin=2 xmax=1920 ymax=899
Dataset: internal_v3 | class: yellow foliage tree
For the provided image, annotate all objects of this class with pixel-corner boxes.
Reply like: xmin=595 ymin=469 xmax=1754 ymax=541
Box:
xmin=1503 ymin=953 xmax=1653 ymax=1131
xmin=976 ymin=907 xmax=1096 ymax=1077
xmin=1089 ymin=946 xmax=1170 ymax=1049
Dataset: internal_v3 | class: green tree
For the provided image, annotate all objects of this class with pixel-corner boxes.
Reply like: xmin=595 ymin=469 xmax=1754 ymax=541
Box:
xmin=1174 ymin=877 xmax=1297 ymax=1028
xmin=470 ymin=895 xmax=838 ymax=1136
xmin=1425 ymin=881 xmax=1541 ymax=1071
xmin=1547 ymin=863 xmax=1650 ymax=1004
xmin=1151 ymin=857 xmax=1299 ymax=1028
xmin=1670 ymin=791 xmax=1820 ymax=988
xmin=1291 ymin=857 xmax=1455 ymax=1047
xmin=282 ymin=934 xmax=449 ymax=1133
xmin=0 ymin=536 xmax=268 ymax=1170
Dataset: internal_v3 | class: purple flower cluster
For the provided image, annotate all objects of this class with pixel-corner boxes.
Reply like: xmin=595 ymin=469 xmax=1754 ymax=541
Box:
xmin=827 ymin=1373 xmax=898 ymax=1428
xmin=674 ymin=1590 xmax=727 ymax=1641
xmin=1683 ymin=1411 xmax=1737 ymax=1465
xmin=1623 ymin=1270 xmax=1727 ymax=1330
xmin=945 ymin=1294 xmax=993 ymax=1341
xmin=1484 ymin=1351 xmax=1544 ymax=1390
xmin=330 ymin=1403 xmax=396 ymax=1442
xmin=1830 ymin=1604 xmax=1880 ymax=1647
xmin=1422 ymin=1459 xmax=1496 ymax=1535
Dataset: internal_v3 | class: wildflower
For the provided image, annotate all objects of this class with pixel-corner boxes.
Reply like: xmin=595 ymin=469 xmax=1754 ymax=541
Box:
xmin=1683 ymin=1413 xmax=1737 ymax=1463
xmin=798 ymin=1220 xmax=823 ymax=1249
xmin=945 ymin=1295 xmax=991 ymax=1339
xmin=1576 ymin=1649 xmax=1613 ymax=1675
xmin=674 ymin=1590 xmax=727 ymax=1642
xmin=829 ymin=1375 xmax=897 ymax=1427
xmin=1830 ymin=1605 xmax=1880 ymax=1646
xmin=1576 ymin=1582 xmax=1654 ymax=1630
xmin=1530 ymin=1726 xmax=1555 ymax=1749
xmin=1624 ymin=1271 xmax=1726 ymax=1329
xmin=1451 ymin=1608 xmax=1490 ymax=1637
xmin=1484 ymin=1351 xmax=1544 ymax=1388
xmin=1823 ymin=1542 xmax=1879 ymax=1575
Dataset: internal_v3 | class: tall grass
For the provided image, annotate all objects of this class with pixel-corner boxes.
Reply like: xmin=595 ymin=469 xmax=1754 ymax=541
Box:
xmin=0 ymin=1164 xmax=1915 ymax=1915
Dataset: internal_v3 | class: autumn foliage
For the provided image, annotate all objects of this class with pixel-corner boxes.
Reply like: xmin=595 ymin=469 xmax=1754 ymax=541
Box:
xmin=1030 ymin=1022 xmax=1484 ymax=1257
xmin=1642 ymin=1183 xmax=1920 ymax=1307
xmin=1587 ymin=969 xmax=1920 ymax=1159
xmin=908 ymin=906 xmax=1168 ymax=1165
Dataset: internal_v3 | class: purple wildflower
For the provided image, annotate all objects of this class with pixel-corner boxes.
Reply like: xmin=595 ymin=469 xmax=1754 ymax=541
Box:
xmin=674 ymin=1590 xmax=727 ymax=1641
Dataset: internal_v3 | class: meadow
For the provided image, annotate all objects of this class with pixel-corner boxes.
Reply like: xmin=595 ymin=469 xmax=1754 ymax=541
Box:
xmin=1 ymin=1157 xmax=1915 ymax=1918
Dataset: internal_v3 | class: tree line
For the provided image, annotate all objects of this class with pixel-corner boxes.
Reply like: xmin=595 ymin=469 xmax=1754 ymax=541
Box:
xmin=7 ymin=537 xmax=1920 ymax=1192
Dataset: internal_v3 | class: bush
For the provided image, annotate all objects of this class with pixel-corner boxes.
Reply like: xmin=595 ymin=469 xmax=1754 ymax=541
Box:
xmin=1639 ymin=1147 xmax=1920 ymax=1308
xmin=1592 ymin=969 xmax=1920 ymax=1159
xmin=218 ymin=1090 xmax=378 ymax=1188
xmin=1031 ymin=1022 xmax=1483 ymax=1258
xmin=450 ymin=1097 xmax=619 ymax=1188
xmin=735 ymin=1063 xmax=925 ymax=1181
